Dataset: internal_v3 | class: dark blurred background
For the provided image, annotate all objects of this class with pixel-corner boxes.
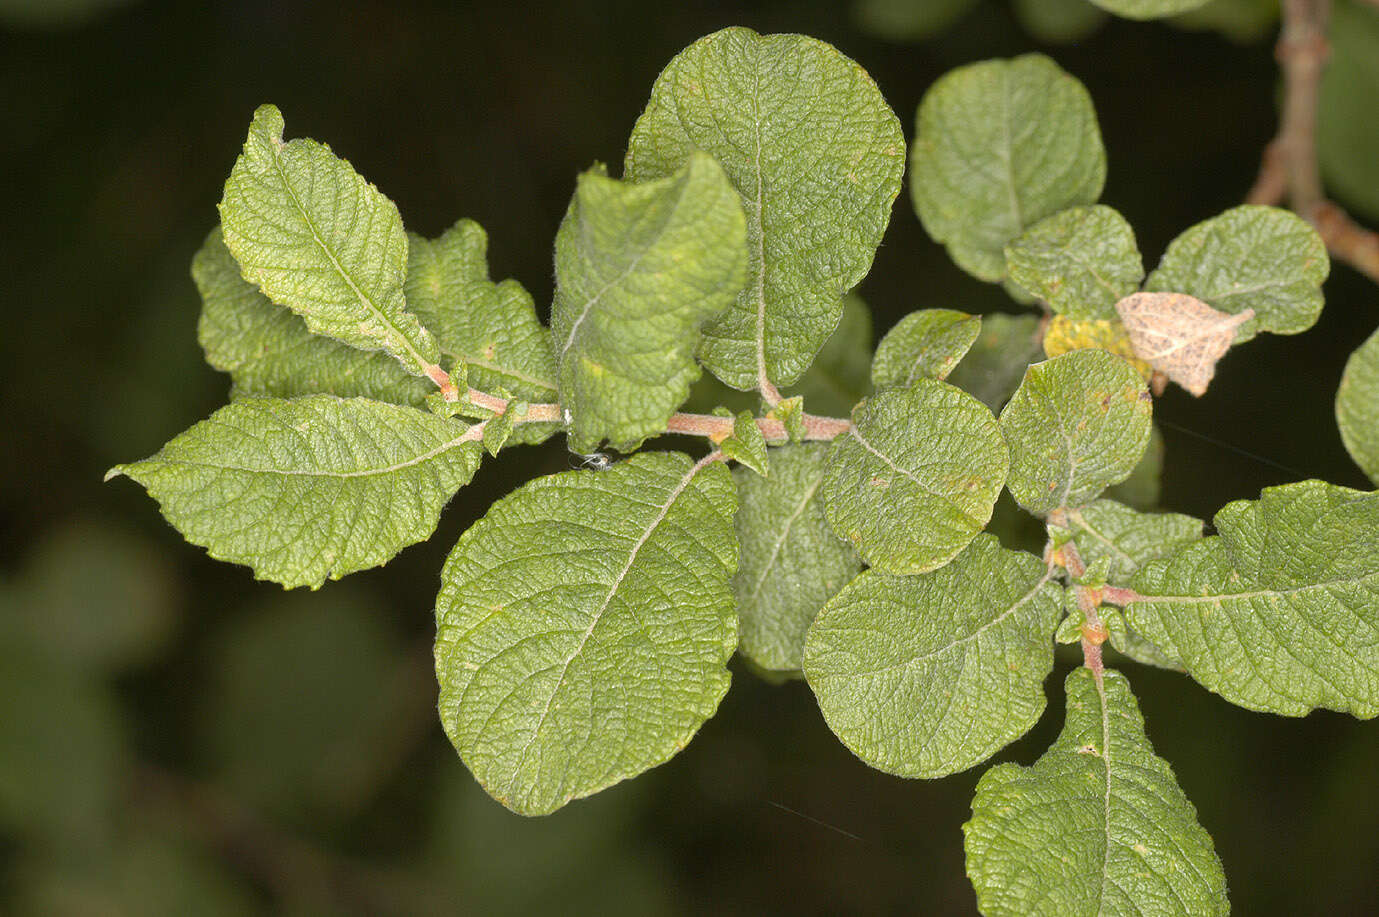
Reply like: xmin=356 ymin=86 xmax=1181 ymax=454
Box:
xmin=2 ymin=0 xmax=1378 ymax=913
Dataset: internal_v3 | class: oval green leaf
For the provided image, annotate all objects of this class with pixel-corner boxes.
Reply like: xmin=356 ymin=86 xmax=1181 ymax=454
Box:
xmin=822 ymin=378 xmax=1008 ymax=575
xmin=435 ymin=452 xmax=739 ymax=815
xmin=219 ymin=105 xmax=440 ymax=377
xmin=1145 ymin=204 xmax=1329 ymax=342
xmin=911 ymin=54 xmax=1106 ymax=282
xmin=734 ymin=443 xmax=861 ymax=673
xmin=625 ymin=27 xmax=905 ymax=390
xmin=1005 ymin=204 xmax=1144 ymax=320
xmin=1127 ymin=480 xmax=1379 ymax=717
xmin=965 ymin=668 xmax=1229 ymax=916
xmin=552 ymin=155 xmax=747 ymax=453
xmin=1000 ymin=349 xmax=1153 ymax=516
xmin=870 ymin=309 xmax=982 ymax=389
xmin=106 ymin=396 xmax=481 ymax=589
xmin=805 ymin=535 xmax=1060 ymax=778
xmin=1337 ymin=327 xmax=1379 ymax=486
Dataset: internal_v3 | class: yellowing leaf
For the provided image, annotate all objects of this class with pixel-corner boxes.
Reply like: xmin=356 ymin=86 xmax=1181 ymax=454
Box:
xmin=1115 ymin=291 xmax=1253 ymax=396
xmin=1043 ymin=315 xmax=1153 ymax=381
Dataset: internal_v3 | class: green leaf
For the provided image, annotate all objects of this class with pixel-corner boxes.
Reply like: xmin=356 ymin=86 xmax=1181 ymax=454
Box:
xmin=1013 ymin=0 xmax=1108 ymax=42
xmin=1005 ymin=205 xmax=1144 ymax=320
xmin=1089 ymin=0 xmax=1212 ymax=17
xmin=852 ymin=0 xmax=980 ymax=41
xmin=1337 ymin=326 xmax=1379 ymax=486
xmin=1064 ymin=499 xmax=1204 ymax=586
xmin=194 ymin=227 xmax=432 ymax=406
xmin=822 ymin=379 xmax=1008 ymax=575
xmin=780 ymin=293 xmax=874 ymax=416
xmin=552 ymin=155 xmax=747 ymax=453
xmin=804 ymin=535 xmax=1059 ymax=778
xmin=1063 ymin=499 xmax=1202 ymax=671
xmin=1000 ymin=350 xmax=1153 ymax=516
xmin=768 ymin=395 xmax=806 ymax=443
xmin=719 ymin=411 xmax=769 ymax=477
xmin=734 ymin=444 xmax=861 ymax=673
xmin=1319 ymin=1 xmax=1379 ymax=225
xmin=435 ymin=452 xmax=739 ymax=815
xmin=965 ymin=668 xmax=1229 ymax=916
xmin=947 ymin=312 xmax=1046 ymax=411
xmin=911 ymin=54 xmax=1106 ymax=282
xmin=405 ymin=219 xmax=561 ymax=446
xmin=107 ymin=396 xmax=481 ymax=589
xmin=870 ymin=309 xmax=982 ymax=389
xmin=1126 ymin=480 xmax=1379 ymax=717
xmin=1102 ymin=606 xmax=1185 ymax=672
xmin=482 ymin=402 xmax=521 ymax=457
xmin=219 ymin=105 xmax=441 ymax=377
xmin=1145 ymin=204 xmax=1329 ymax=342
xmin=625 ymin=27 xmax=905 ymax=390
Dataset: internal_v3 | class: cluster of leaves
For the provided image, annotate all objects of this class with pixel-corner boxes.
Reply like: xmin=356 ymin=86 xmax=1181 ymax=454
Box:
xmin=110 ymin=24 xmax=1379 ymax=914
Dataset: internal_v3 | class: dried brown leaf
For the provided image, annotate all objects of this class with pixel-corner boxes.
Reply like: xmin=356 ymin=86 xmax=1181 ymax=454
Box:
xmin=1114 ymin=292 xmax=1254 ymax=396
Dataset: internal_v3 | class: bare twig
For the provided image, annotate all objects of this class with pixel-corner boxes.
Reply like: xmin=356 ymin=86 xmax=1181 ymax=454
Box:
xmin=459 ymin=387 xmax=854 ymax=447
xmin=1249 ymin=0 xmax=1379 ymax=284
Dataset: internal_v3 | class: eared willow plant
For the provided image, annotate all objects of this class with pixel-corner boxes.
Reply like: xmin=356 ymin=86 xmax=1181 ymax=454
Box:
xmin=110 ymin=25 xmax=1379 ymax=915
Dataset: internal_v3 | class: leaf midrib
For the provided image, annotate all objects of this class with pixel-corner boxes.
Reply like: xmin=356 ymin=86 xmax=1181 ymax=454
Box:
xmin=139 ymin=433 xmax=474 ymax=479
xmin=266 ymin=137 xmax=431 ymax=374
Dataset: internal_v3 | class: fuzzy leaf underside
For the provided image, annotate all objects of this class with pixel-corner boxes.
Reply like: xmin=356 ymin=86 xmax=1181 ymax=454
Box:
xmin=434 ymin=452 xmax=739 ymax=815
xmin=822 ymin=379 xmax=1008 ymax=575
xmin=108 ymin=396 xmax=481 ymax=589
xmin=870 ymin=309 xmax=982 ymax=389
xmin=734 ymin=444 xmax=861 ymax=673
xmin=1005 ymin=205 xmax=1144 ymax=320
xmin=911 ymin=54 xmax=1106 ymax=282
xmin=625 ymin=27 xmax=906 ymax=389
xmin=552 ymin=155 xmax=747 ymax=453
xmin=965 ymin=668 xmax=1229 ymax=916
xmin=1337 ymin=327 xmax=1379 ymax=486
xmin=219 ymin=105 xmax=439 ymax=376
xmin=406 ymin=219 xmax=559 ymax=445
xmin=1127 ymin=480 xmax=1379 ymax=716
xmin=1000 ymin=350 xmax=1153 ymax=516
xmin=805 ymin=535 xmax=1060 ymax=778
xmin=1144 ymin=204 xmax=1328 ymax=343
xmin=194 ymin=228 xmax=431 ymax=406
